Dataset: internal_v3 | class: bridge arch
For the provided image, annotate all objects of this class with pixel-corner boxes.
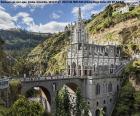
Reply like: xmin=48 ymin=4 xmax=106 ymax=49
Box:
xmin=65 ymin=82 xmax=79 ymax=92
xmin=23 ymin=85 xmax=52 ymax=113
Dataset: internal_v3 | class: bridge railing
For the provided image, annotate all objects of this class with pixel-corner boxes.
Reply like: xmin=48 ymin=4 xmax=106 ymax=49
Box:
xmin=21 ymin=75 xmax=82 ymax=82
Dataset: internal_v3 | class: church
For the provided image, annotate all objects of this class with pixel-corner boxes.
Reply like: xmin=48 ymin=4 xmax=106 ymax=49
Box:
xmin=66 ymin=7 xmax=123 ymax=116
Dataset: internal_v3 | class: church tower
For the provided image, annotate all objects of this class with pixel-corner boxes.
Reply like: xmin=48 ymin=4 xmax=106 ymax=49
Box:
xmin=66 ymin=7 xmax=90 ymax=77
xmin=72 ymin=7 xmax=88 ymax=44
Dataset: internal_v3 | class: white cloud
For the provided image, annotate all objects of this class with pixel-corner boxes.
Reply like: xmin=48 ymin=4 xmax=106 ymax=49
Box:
xmin=0 ymin=6 xmax=16 ymax=30
xmin=0 ymin=6 xmax=5 ymax=11
xmin=13 ymin=12 xmax=34 ymax=26
xmin=29 ymin=21 xmax=68 ymax=33
xmin=50 ymin=11 xmax=63 ymax=19
xmin=0 ymin=6 xmax=67 ymax=33
xmin=13 ymin=12 xmax=30 ymax=21
xmin=51 ymin=12 xmax=60 ymax=19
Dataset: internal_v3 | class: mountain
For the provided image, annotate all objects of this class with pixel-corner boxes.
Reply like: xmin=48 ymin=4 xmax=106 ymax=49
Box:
xmin=0 ymin=29 xmax=51 ymax=56
xmin=24 ymin=3 xmax=140 ymax=76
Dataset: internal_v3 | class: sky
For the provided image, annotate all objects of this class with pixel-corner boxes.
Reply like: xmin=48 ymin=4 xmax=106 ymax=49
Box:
xmin=0 ymin=0 xmax=139 ymax=33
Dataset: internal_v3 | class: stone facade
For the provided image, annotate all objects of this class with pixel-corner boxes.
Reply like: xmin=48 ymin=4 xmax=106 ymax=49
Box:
xmin=66 ymin=8 xmax=121 ymax=78
xmin=66 ymin=7 xmax=123 ymax=116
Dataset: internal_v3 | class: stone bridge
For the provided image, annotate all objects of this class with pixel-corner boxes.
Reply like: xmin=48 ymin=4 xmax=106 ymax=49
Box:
xmin=20 ymin=73 xmax=122 ymax=116
xmin=21 ymin=75 xmax=88 ymax=114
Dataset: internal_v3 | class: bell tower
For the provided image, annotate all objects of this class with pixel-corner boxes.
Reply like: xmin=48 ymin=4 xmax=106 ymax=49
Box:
xmin=66 ymin=7 xmax=89 ymax=77
xmin=72 ymin=7 xmax=88 ymax=44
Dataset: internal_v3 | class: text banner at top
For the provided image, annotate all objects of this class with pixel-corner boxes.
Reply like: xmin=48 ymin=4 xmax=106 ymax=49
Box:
xmin=0 ymin=0 xmax=140 ymax=4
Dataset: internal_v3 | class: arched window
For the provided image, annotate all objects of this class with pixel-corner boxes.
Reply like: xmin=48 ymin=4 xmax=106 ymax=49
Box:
xmin=96 ymin=83 xmax=100 ymax=95
xmin=72 ymin=62 xmax=76 ymax=76
xmin=103 ymin=107 xmax=107 ymax=116
xmin=108 ymin=82 xmax=112 ymax=92
xmin=78 ymin=65 xmax=81 ymax=76
xmin=95 ymin=109 xmax=100 ymax=116
xmin=117 ymin=85 xmax=119 ymax=91
xmin=84 ymin=66 xmax=88 ymax=76
xmin=68 ymin=65 xmax=70 ymax=75
xmin=89 ymin=67 xmax=92 ymax=76
xmin=110 ymin=64 xmax=114 ymax=74
xmin=93 ymin=65 xmax=96 ymax=72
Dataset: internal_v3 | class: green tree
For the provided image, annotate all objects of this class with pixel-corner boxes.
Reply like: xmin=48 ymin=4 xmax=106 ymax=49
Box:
xmin=112 ymin=80 xmax=135 ymax=116
xmin=55 ymin=91 xmax=63 ymax=116
xmin=8 ymin=96 xmax=44 ymax=116
xmin=63 ymin=87 xmax=71 ymax=116
xmin=83 ymin=101 xmax=89 ymax=116
xmin=75 ymin=88 xmax=83 ymax=116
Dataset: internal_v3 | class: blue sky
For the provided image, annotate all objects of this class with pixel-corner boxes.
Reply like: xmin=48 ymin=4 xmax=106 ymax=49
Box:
xmin=0 ymin=0 xmax=134 ymax=33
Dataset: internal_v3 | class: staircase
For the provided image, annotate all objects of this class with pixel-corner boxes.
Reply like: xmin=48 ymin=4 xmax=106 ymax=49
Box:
xmin=114 ymin=60 xmax=129 ymax=76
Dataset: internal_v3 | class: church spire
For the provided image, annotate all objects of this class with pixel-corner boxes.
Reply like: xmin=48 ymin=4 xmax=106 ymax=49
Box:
xmin=78 ymin=7 xmax=82 ymax=20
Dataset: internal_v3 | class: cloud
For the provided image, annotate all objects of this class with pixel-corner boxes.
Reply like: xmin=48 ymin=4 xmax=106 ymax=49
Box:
xmin=0 ymin=6 xmax=16 ymax=30
xmin=0 ymin=6 xmax=67 ymax=33
xmin=51 ymin=12 xmax=60 ymax=19
xmin=14 ymin=12 xmax=67 ymax=33
xmin=13 ymin=12 xmax=34 ymax=26
xmin=29 ymin=21 xmax=68 ymax=33
xmin=50 ymin=11 xmax=63 ymax=19
xmin=0 ymin=6 xmax=5 ymax=10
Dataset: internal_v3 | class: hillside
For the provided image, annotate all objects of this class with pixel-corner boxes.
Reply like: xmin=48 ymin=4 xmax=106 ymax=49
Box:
xmin=24 ymin=4 xmax=140 ymax=76
xmin=0 ymin=39 xmax=10 ymax=75
xmin=86 ymin=4 xmax=140 ymax=56
xmin=26 ymin=31 xmax=70 ymax=75
xmin=0 ymin=29 xmax=51 ymax=57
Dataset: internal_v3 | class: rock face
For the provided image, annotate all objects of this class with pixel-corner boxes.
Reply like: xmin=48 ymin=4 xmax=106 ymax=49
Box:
xmin=129 ymin=74 xmax=140 ymax=91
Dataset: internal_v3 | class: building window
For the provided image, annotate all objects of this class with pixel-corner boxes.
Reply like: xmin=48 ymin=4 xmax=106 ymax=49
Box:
xmin=93 ymin=65 xmax=96 ymax=72
xmin=96 ymin=101 xmax=99 ymax=106
xmin=72 ymin=62 xmax=76 ymax=76
xmin=89 ymin=67 xmax=92 ymax=76
xmin=110 ymin=64 xmax=114 ymax=74
xmin=103 ymin=100 xmax=106 ymax=104
xmin=108 ymin=82 xmax=112 ymax=92
xmin=84 ymin=67 xmax=88 ymax=76
xmin=117 ymin=85 xmax=119 ymax=91
xmin=95 ymin=109 xmax=100 ymax=116
xmin=96 ymin=83 xmax=100 ymax=95
xmin=78 ymin=65 xmax=81 ymax=76
xmin=68 ymin=65 xmax=70 ymax=75
xmin=78 ymin=43 xmax=82 ymax=50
